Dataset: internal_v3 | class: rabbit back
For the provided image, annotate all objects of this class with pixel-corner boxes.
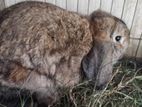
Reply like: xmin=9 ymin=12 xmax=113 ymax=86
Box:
xmin=0 ymin=1 xmax=92 ymax=86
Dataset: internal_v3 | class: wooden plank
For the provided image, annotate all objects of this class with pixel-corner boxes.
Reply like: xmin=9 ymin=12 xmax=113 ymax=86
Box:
xmin=111 ymin=0 xmax=124 ymax=18
xmin=0 ymin=0 xmax=5 ymax=10
xmin=137 ymin=40 xmax=142 ymax=58
xmin=136 ymin=34 xmax=142 ymax=57
xmin=120 ymin=0 xmax=139 ymax=57
xmin=55 ymin=0 xmax=66 ymax=9
xmin=130 ymin=0 xmax=142 ymax=38
xmin=30 ymin=0 xmax=45 ymax=2
xmin=5 ymin=0 xmax=16 ymax=7
xmin=129 ymin=0 xmax=142 ymax=57
xmin=15 ymin=0 xmax=28 ymax=3
xmin=122 ymin=0 xmax=138 ymax=30
xmin=45 ymin=0 xmax=55 ymax=4
xmin=126 ymin=39 xmax=133 ymax=57
xmin=66 ymin=0 xmax=78 ymax=12
xmin=78 ymin=0 xmax=89 ymax=14
xmin=88 ymin=0 xmax=100 ymax=14
xmin=126 ymin=39 xmax=139 ymax=57
xmin=100 ymin=0 xmax=112 ymax=13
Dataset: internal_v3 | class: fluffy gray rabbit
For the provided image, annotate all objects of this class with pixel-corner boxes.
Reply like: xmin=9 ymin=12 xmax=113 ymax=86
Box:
xmin=0 ymin=1 xmax=129 ymax=106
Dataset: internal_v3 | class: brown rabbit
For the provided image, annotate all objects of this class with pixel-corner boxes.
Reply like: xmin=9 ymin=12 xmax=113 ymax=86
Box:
xmin=0 ymin=1 xmax=129 ymax=106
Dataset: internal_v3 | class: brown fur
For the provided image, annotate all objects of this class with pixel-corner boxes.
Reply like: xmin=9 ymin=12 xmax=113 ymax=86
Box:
xmin=0 ymin=1 xmax=130 ymax=106
xmin=8 ymin=64 xmax=29 ymax=83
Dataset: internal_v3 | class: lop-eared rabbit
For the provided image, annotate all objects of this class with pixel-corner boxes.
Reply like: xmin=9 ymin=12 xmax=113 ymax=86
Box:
xmin=0 ymin=1 xmax=129 ymax=106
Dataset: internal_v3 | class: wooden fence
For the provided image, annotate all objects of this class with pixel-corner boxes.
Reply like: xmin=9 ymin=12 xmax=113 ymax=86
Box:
xmin=0 ymin=0 xmax=142 ymax=57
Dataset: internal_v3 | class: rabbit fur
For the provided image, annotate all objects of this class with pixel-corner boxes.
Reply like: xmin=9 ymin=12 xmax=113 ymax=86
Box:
xmin=0 ymin=1 xmax=130 ymax=105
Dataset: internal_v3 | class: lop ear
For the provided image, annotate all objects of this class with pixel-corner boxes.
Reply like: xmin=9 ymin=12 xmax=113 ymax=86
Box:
xmin=81 ymin=46 xmax=100 ymax=80
xmin=81 ymin=42 xmax=113 ymax=89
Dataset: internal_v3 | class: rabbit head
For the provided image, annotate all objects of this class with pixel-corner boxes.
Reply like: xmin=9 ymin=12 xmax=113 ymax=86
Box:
xmin=82 ymin=10 xmax=130 ymax=89
xmin=90 ymin=10 xmax=130 ymax=57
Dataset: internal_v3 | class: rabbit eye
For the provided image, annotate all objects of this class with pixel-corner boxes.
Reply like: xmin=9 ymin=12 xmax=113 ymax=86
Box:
xmin=115 ymin=36 xmax=122 ymax=42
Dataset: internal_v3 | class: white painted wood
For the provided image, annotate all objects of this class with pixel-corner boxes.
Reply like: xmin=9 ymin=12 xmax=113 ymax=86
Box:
xmin=55 ymin=0 xmax=66 ymax=9
xmin=45 ymin=0 xmax=55 ymax=4
xmin=78 ymin=0 xmax=89 ymax=14
xmin=30 ymin=0 xmax=45 ymax=2
xmin=5 ymin=0 xmax=16 ymax=7
xmin=126 ymin=39 xmax=133 ymax=56
xmin=0 ymin=0 xmax=5 ymax=10
xmin=66 ymin=0 xmax=78 ymax=12
xmin=130 ymin=0 xmax=142 ymax=57
xmin=131 ymin=0 xmax=142 ymax=39
xmin=88 ymin=0 xmax=100 ymax=14
xmin=15 ymin=0 xmax=24 ymax=3
xmin=137 ymin=40 xmax=142 ymax=57
xmin=111 ymin=0 xmax=124 ymax=18
xmin=101 ymin=0 xmax=112 ymax=13
xmin=28 ymin=0 xmax=45 ymax=2
xmin=15 ymin=0 xmax=28 ymax=3
xmin=127 ymin=39 xmax=139 ymax=57
xmin=122 ymin=0 xmax=137 ymax=30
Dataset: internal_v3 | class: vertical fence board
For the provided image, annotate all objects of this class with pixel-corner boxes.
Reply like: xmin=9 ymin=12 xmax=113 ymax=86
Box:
xmin=0 ymin=0 xmax=5 ymax=10
xmin=122 ymin=0 xmax=137 ymax=30
xmin=128 ymin=0 xmax=142 ymax=57
xmin=131 ymin=0 xmax=142 ymax=39
xmin=5 ymin=0 xmax=16 ymax=7
xmin=78 ymin=0 xmax=89 ymax=14
xmin=121 ymin=0 xmax=138 ymax=57
xmin=137 ymin=40 xmax=142 ymax=58
xmin=45 ymin=0 xmax=55 ymax=4
xmin=15 ymin=0 xmax=24 ymax=3
xmin=66 ymin=0 xmax=78 ymax=12
xmin=88 ymin=0 xmax=100 ymax=14
xmin=101 ymin=0 xmax=112 ymax=13
xmin=31 ymin=0 xmax=45 ymax=2
xmin=55 ymin=0 xmax=66 ymax=9
xmin=111 ymin=0 xmax=124 ymax=18
xmin=15 ymin=0 xmax=28 ymax=3
xmin=127 ymin=39 xmax=139 ymax=56
xmin=126 ymin=39 xmax=133 ymax=57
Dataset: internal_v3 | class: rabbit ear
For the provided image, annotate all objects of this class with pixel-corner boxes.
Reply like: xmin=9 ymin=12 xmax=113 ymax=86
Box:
xmin=90 ymin=10 xmax=112 ymax=18
xmin=81 ymin=41 xmax=113 ymax=89
xmin=89 ymin=10 xmax=116 ymax=40
xmin=81 ymin=44 xmax=101 ymax=80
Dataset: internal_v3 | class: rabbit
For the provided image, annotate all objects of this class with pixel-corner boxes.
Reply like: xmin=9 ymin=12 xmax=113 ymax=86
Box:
xmin=0 ymin=1 xmax=129 ymax=106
